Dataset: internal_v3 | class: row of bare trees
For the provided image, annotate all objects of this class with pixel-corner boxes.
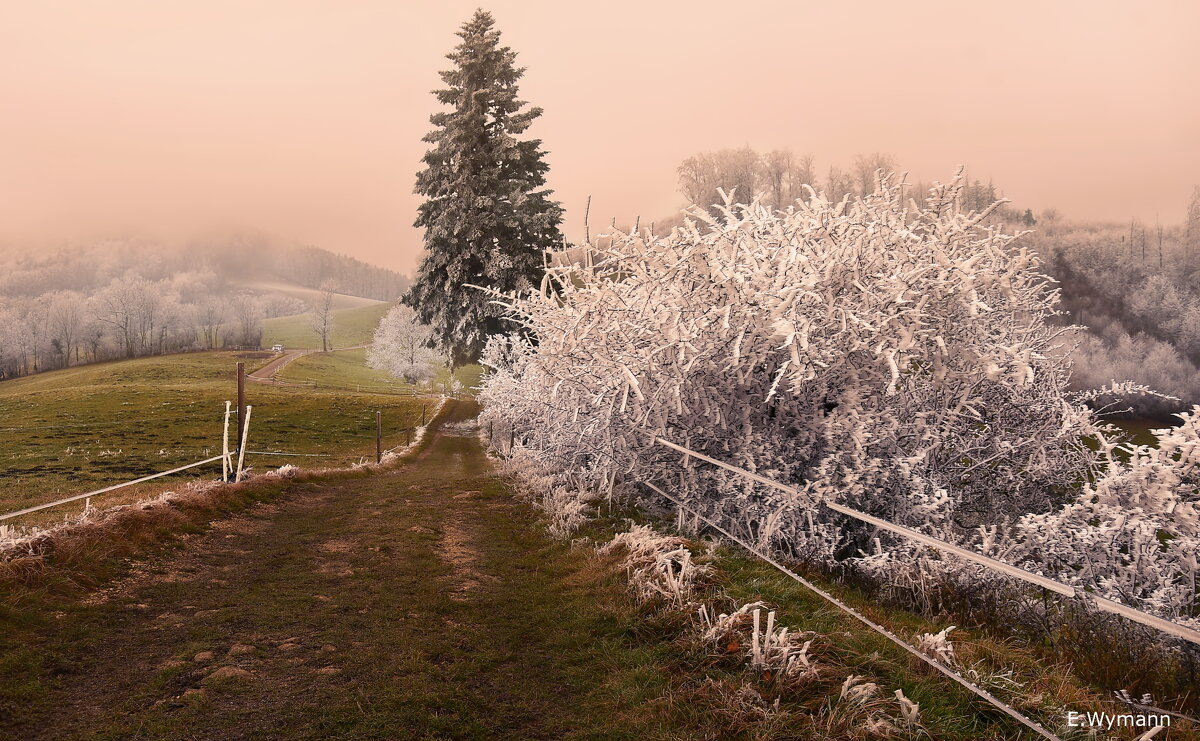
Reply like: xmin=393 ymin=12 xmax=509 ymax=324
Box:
xmin=678 ymin=149 xmax=899 ymax=213
xmin=0 ymin=276 xmax=296 ymax=379
xmin=675 ymin=148 xmax=1034 ymax=225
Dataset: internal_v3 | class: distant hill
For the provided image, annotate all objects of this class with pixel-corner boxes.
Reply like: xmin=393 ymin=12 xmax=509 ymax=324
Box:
xmin=0 ymin=234 xmax=408 ymax=379
xmin=262 ymin=303 xmax=392 ymax=350
xmin=235 ymin=280 xmax=384 ymax=312
xmin=0 ymin=234 xmax=408 ymax=302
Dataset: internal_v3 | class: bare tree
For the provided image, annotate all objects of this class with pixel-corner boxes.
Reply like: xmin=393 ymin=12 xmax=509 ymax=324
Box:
xmin=193 ymin=298 xmax=227 ymax=350
xmin=47 ymin=290 xmax=86 ymax=367
xmin=309 ymin=282 xmax=337 ymax=352
xmin=760 ymin=150 xmax=814 ymax=210
xmin=227 ymin=295 xmax=264 ymax=349
xmin=824 ymin=165 xmax=856 ymax=203
xmin=678 ymin=147 xmax=760 ymax=214
xmin=851 ymin=152 xmax=897 ymax=197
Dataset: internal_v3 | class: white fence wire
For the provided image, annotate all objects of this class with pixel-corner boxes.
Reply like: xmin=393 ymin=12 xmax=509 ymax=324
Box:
xmin=641 ymin=479 xmax=1065 ymax=741
xmin=644 ymin=433 xmax=1200 ymax=647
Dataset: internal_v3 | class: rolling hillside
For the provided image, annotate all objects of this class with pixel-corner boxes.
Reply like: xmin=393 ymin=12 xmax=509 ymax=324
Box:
xmin=234 ymin=279 xmax=386 ymax=312
xmin=261 ymin=303 xmax=392 ymax=350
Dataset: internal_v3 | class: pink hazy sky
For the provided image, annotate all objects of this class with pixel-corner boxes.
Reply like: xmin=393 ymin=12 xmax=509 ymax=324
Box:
xmin=0 ymin=1 xmax=1196 ymax=274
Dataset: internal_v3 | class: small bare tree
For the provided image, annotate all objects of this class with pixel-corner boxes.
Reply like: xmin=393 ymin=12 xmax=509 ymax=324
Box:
xmin=309 ymin=281 xmax=337 ymax=352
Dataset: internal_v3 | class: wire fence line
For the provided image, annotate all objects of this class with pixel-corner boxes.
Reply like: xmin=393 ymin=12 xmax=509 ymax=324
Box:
xmin=482 ymin=421 xmax=1200 ymax=642
xmin=642 ymin=434 xmax=1200 ymax=646
xmin=0 ymin=455 xmax=227 ymax=523
xmin=0 ymin=397 xmax=437 ymax=523
xmin=480 ymin=422 xmax=1064 ymax=738
xmin=641 ymin=479 xmax=1064 ymax=741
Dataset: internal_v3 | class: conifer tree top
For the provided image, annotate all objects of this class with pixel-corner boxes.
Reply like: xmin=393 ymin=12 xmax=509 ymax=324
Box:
xmin=430 ymin=10 xmax=541 ymax=136
xmin=404 ymin=8 xmax=562 ymax=368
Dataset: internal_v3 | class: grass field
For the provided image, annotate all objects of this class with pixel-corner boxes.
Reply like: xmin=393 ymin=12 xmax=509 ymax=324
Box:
xmin=261 ymin=303 xmax=392 ymax=350
xmin=277 ymin=349 xmax=486 ymax=395
xmin=0 ymin=351 xmax=439 ymax=530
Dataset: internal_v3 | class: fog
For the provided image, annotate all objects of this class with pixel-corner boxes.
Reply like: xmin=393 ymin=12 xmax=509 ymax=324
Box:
xmin=0 ymin=0 xmax=1196 ymax=273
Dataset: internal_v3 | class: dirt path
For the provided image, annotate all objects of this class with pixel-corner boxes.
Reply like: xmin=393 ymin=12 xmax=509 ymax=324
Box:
xmin=246 ymin=350 xmax=313 ymax=385
xmin=4 ymin=406 xmax=658 ymax=740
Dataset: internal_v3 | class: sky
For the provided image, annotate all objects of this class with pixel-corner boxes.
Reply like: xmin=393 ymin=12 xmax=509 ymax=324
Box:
xmin=0 ymin=1 xmax=1196 ymax=274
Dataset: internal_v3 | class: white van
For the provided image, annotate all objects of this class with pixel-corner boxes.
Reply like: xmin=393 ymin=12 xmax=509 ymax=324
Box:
xmin=271 ymin=344 xmax=284 ymax=353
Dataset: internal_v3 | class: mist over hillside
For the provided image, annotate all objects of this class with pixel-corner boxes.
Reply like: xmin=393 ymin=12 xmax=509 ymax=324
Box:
xmin=0 ymin=234 xmax=408 ymax=302
xmin=0 ymin=234 xmax=408 ymax=378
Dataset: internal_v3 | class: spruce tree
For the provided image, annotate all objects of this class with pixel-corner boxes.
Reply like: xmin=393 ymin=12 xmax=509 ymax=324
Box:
xmin=404 ymin=10 xmax=562 ymax=368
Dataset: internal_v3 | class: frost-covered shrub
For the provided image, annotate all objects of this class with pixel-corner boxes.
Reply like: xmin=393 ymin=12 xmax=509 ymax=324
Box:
xmin=481 ymin=173 xmax=1096 ymax=555
xmin=497 ymin=450 xmax=593 ymax=538
xmin=1012 ymin=408 xmax=1200 ymax=628
xmin=479 ymin=172 xmax=1196 ymax=630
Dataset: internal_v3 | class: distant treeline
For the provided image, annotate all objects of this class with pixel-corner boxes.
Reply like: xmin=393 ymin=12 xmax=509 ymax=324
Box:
xmin=660 ymin=148 xmax=1037 ymax=230
xmin=0 ymin=235 xmax=409 ymax=379
xmin=1034 ymin=212 xmax=1200 ymax=417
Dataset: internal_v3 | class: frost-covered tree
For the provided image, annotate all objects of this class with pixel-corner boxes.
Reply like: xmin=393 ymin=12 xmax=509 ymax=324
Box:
xmin=1188 ymin=185 xmax=1200 ymax=255
xmin=851 ymin=153 xmax=897 ymax=198
xmin=192 ymin=298 xmax=227 ymax=350
xmin=91 ymin=277 xmax=164 ymax=358
xmin=367 ymin=304 xmax=440 ymax=383
xmin=403 ymin=9 xmax=563 ymax=368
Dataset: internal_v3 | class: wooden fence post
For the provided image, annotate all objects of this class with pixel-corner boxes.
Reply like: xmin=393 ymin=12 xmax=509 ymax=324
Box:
xmin=421 ymin=404 xmax=427 ymax=426
xmin=376 ymin=411 xmax=382 ymax=464
xmin=509 ymin=423 xmax=515 ymax=455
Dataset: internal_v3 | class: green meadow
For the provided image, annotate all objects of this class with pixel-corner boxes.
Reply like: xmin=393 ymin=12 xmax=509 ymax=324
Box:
xmin=0 ymin=351 xmax=436 ymax=529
